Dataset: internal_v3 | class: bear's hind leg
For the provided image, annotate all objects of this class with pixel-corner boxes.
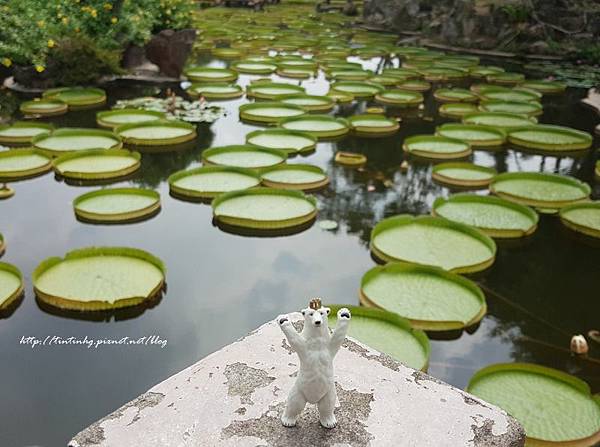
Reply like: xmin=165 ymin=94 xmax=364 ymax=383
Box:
xmin=318 ymin=388 xmax=337 ymax=429
xmin=281 ymin=386 xmax=306 ymax=427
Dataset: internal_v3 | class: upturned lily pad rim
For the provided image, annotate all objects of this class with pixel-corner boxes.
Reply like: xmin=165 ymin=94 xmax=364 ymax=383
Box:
xmin=275 ymin=94 xmax=335 ymax=112
xmin=115 ymin=120 xmax=197 ymax=146
xmin=32 ymin=128 xmax=123 ymax=155
xmin=370 ymin=214 xmax=497 ymax=274
xmin=436 ymin=123 xmax=507 ymax=147
xmin=403 ymin=135 xmax=472 ymax=160
xmin=348 ymin=114 xmax=400 ymax=135
xmin=431 ymin=162 xmax=497 ymax=187
xmin=20 ymin=99 xmax=68 ymax=117
xmin=53 ymin=149 xmax=141 ymax=180
xmin=0 ymin=262 xmax=24 ymax=311
xmin=260 ymin=163 xmax=329 ymax=191
xmin=433 ymin=88 xmax=479 ymax=103
xmin=490 ymin=172 xmax=591 ymax=208
xmin=43 ymin=87 xmax=107 ymax=108
xmin=278 ymin=115 xmax=350 ymax=138
xmin=32 ymin=246 xmax=165 ymax=311
xmin=245 ymin=128 xmax=317 ymax=154
xmin=0 ymin=121 xmax=54 ymax=144
xmin=231 ymin=60 xmax=277 ymax=74
xmin=439 ymin=103 xmax=479 ymax=118
xmin=462 ymin=112 xmax=538 ymax=129
xmin=202 ymin=144 xmax=287 ymax=168
xmin=507 ymin=125 xmax=592 ymax=151
xmin=186 ymin=83 xmax=244 ymax=100
xmin=478 ymin=100 xmax=543 ymax=117
xmin=246 ymin=82 xmax=305 ymax=99
xmin=276 ymin=67 xmax=315 ymax=79
xmin=168 ymin=165 xmax=261 ymax=200
xmin=359 ymin=263 xmax=487 ymax=331
xmin=184 ymin=66 xmax=238 ymax=82
xmin=0 ymin=148 xmax=53 ymax=182
xmin=519 ymin=80 xmax=567 ymax=94
xmin=335 ymin=151 xmax=367 ymax=167
xmin=467 ymin=362 xmax=600 ymax=446
xmin=328 ymin=304 xmax=431 ymax=371
xmin=96 ymin=109 xmax=165 ymax=129
xmin=329 ymin=81 xmax=385 ymax=98
xmin=239 ymin=102 xmax=307 ymax=124
xmin=432 ymin=194 xmax=539 ymax=238
xmin=374 ymin=89 xmax=424 ymax=107
xmin=212 ymin=187 xmax=317 ymax=230
xmin=73 ymin=188 xmax=161 ymax=224
xmin=559 ymin=202 xmax=600 ymax=239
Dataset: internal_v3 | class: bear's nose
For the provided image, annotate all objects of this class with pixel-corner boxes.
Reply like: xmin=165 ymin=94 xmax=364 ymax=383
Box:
xmin=315 ymin=320 xmax=321 ymax=325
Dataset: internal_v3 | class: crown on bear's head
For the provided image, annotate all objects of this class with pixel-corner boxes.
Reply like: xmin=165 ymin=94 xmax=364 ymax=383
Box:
xmin=309 ymin=298 xmax=322 ymax=310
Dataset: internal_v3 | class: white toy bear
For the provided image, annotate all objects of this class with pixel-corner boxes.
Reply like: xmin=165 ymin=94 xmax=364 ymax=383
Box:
xmin=277 ymin=298 xmax=351 ymax=429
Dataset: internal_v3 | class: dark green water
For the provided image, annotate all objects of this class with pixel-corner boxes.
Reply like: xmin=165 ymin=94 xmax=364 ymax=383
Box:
xmin=0 ymin=57 xmax=599 ymax=446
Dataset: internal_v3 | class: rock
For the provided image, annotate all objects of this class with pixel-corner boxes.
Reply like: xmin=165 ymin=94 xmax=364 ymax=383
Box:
xmin=145 ymin=29 xmax=197 ymax=78
xmin=68 ymin=314 xmax=525 ymax=447
xmin=343 ymin=0 xmax=359 ymax=16
xmin=121 ymin=45 xmax=148 ymax=70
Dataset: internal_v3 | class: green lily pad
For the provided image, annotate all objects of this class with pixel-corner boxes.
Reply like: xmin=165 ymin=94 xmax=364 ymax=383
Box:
xmin=246 ymin=128 xmax=317 ymax=154
xmin=478 ymin=100 xmax=543 ymax=117
xmin=212 ymin=47 xmax=245 ymax=59
xmin=519 ymin=80 xmax=567 ymax=94
xmin=0 ymin=149 xmax=52 ymax=182
xmin=433 ymin=88 xmax=478 ymax=103
xmin=20 ymin=99 xmax=68 ymax=117
xmin=43 ymin=87 xmax=106 ymax=109
xmin=328 ymin=69 xmax=372 ymax=81
xmin=168 ymin=166 xmax=261 ymax=200
xmin=33 ymin=247 xmax=165 ymax=311
xmin=507 ymin=125 xmax=592 ymax=152
xmin=490 ymin=172 xmax=591 ymax=208
xmin=186 ymin=83 xmax=244 ymax=100
xmin=370 ymin=214 xmax=496 ymax=273
xmin=403 ymin=135 xmax=471 ymax=160
xmin=276 ymin=94 xmax=334 ymax=112
xmin=347 ymin=114 xmax=400 ymax=136
xmin=0 ymin=121 xmax=53 ymax=145
xmin=279 ymin=115 xmax=350 ymax=139
xmin=96 ymin=109 xmax=165 ymax=129
xmin=477 ymin=86 xmax=541 ymax=102
xmin=0 ymin=233 xmax=4 ymax=256
xmin=328 ymin=304 xmax=430 ymax=371
xmin=0 ymin=262 xmax=24 ymax=311
xmin=467 ymin=363 xmax=600 ymax=444
xmin=318 ymin=220 xmax=338 ymax=230
xmin=184 ymin=66 xmax=238 ymax=82
xmin=433 ymin=194 xmax=538 ymax=238
xmin=202 ymin=145 xmax=287 ymax=169
xmin=375 ymin=89 xmax=424 ymax=107
xmin=469 ymin=66 xmax=505 ymax=78
xmin=33 ymin=128 xmax=122 ymax=155
xmin=487 ymin=72 xmax=525 ymax=85
xmin=276 ymin=67 xmax=315 ymax=79
xmin=212 ymin=187 xmax=317 ymax=230
xmin=559 ymin=202 xmax=600 ymax=239
xmin=335 ymin=151 xmax=367 ymax=167
xmin=462 ymin=112 xmax=537 ymax=130
xmin=73 ymin=188 xmax=161 ymax=224
xmin=431 ymin=162 xmax=497 ymax=188
xmin=439 ymin=103 xmax=479 ymax=119
xmin=260 ymin=164 xmax=329 ymax=191
xmin=115 ymin=120 xmax=197 ymax=146
xmin=329 ymin=81 xmax=385 ymax=99
xmin=420 ymin=67 xmax=467 ymax=81
xmin=436 ymin=123 xmax=506 ymax=148
xmin=53 ymin=149 xmax=141 ymax=181
xmin=246 ymin=82 xmax=305 ymax=100
xmin=396 ymin=79 xmax=431 ymax=92
xmin=239 ymin=102 xmax=306 ymax=124
xmin=232 ymin=61 xmax=277 ymax=74
xmin=360 ymin=263 xmax=486 ymax=331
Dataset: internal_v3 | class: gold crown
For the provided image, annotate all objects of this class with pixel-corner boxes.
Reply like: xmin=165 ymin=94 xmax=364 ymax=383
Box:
xmin=309 ymin=298 xmax=322 ymax=310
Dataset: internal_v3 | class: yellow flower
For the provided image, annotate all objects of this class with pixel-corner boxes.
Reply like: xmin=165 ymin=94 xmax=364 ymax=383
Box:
xmin=35 ymin=65 xmax=45 ymax=73
xmin=62 ymin=17 xmax=69 ymax=25
xmin=1 ymin=58 xmax=12 ymax=68
xmin=104 ymin=3 xmax=113 ymax=10
xmin=47 ymin=39 xmax=55 ymax=48
xmin=37 ymin=20 xmax=45 ymax=28
xmin=91 ymin=9 xmax=97 ymax=17
xmin=111 ymin=17 xmax=118 ymax=24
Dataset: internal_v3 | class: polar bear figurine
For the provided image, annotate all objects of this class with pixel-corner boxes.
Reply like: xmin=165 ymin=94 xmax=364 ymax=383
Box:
xmin=277 ymin=298 xmax=351 ymax=429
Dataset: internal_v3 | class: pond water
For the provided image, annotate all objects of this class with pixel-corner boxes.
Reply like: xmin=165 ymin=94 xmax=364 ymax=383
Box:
xmin=1 ymin=53 xmax=599 ymax=446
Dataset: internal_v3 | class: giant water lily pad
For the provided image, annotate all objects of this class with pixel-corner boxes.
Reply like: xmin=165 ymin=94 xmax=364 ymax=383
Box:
xmin=20 ymin=99 xmax=68 ymax=117
xmin=212 ymin=187 xmax=317 ymax=230
xmin=490 ymin=172 xmax=590 ymax=209
xmin=0 ymin=149 xmax=52 ymax=182
xmin=507 ymin=125 xmax=592 ymax=153
xmin=328 ymin=305 xmax=430 ymax=371
xmin=348 ymin=114 xmax=400 ymax=136
xmin=487 ymin=72 xmax=525 ymax=85
xmin=261 ymin=164 xmax=329 ymax=191
xmin=33 ymin=128 xmax=122 ymax=155
xmin=246 ymin=128 xmax=317 ymax=154
xmin=462 ymin=112 xmax=537 ymax=130
xmin=276 ymin=94 xmax=334 ymax=112
xmin=279 ymin=115 xmax=350 ymax=139
xmin=433 ymin=194 xmax=538 ymax=238
xmin=360 ymin=264 xmax=486 ymax=331
xmin=559 ymin=202 xmax=600 ymax=239
xmin=43 ymin=87 xmax=106 ymax=109
xmin=432 ymin=162 xmax=497 ymax=188
xmin=202 ymin=145 xmax=287 ymax=169
xmin=186 ymin=83 xmax=243 ymax=100
xmin=73 ymin=188 xmax=161 ymax=224
xmin=329 ymin=81 xmax=385 ymax=99
xmin=467 ymin=363 xmax=600 ymax=445
xmin=328 ymin=69 xmax=372 ymax=81
xmin=239 ymin=102 xmax=306 ymax=124
xmin=436 ymin=124 xmax=506 ymax=148
xmin=168 ymin=166 xmax=261 ymax=200
xmin=479 ymin=100 xmax=543 ymax=117
xmin=477 ymin=86 xmax=542 ymax=102
xmin=0 ymin=121 xmax=53 ymax=145
xmin=53 ymin=149 xmax=141 ymax=181
xmin=434 ymin=88 xmax=478 ymax=103
xmin=403 ymin=135 xmax=471 ymax=160
xmin=396 ymin=79 xmax=431 ymax=92
xmin=0 ymin=262 xmax=23 ymax=311
xmin=276 ymin=66 xmax=315 ymax=79
xmin=375 ymin=89 xmax=423 ymax=107
xmin=0 ymin=233 xmax=4 ymax=256
xmin=232 ymin=61 xmax=277 ymax=74
xmin=370 ymin=215 xmax=496 ymax=273
xmin=33 ymin=247 xmax=165 ymax=311
xmin=439 ymin=103 xmax=479 ymax=119
xmin=116 ymin=120 xmax=197 ymax=146
xmin=246 ymin=82 xmax=305 ymax=100
xmin=96 ymin=109 xmax=164 ymax=129
xmin=520 ymin=80 xmax=566 ymax=94
xmin=184 ymin=67 xmax=238 ymax=82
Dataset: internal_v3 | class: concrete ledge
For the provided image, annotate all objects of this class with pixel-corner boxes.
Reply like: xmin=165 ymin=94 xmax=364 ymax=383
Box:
xmin=69 ymin=314 xmax=525 ymax=446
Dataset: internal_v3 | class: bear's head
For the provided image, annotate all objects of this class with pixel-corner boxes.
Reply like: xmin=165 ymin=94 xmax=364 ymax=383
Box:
xmin=301 ymin=306 xmax=331 ymax=330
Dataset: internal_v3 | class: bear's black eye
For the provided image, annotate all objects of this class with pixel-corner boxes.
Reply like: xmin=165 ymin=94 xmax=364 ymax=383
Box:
xmin=309 ymin=311 xmax=314 ymax=316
